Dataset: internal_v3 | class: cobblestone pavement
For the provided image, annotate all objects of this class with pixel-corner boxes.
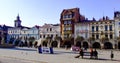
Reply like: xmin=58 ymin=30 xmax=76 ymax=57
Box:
xmin=0 ymin=47 xmax=120 ymax=63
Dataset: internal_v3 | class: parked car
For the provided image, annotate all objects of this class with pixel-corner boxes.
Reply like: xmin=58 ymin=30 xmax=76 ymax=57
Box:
xmin=71 ymin=46 xmax=80 ymax=52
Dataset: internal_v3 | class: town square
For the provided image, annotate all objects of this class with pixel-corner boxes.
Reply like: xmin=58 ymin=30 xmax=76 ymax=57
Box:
xmin=0 ymin=47 xmax=120 ymax=63
xmin=0 ymin=0 xmax=120 ymax=63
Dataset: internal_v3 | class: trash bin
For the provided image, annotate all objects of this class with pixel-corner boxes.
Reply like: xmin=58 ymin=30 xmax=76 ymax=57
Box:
xmin=50 ymin=47 xmax=54 ymax=54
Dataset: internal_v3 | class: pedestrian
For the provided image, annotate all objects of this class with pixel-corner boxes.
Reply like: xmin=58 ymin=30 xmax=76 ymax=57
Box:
xmin=110 ymin=50 xmax=114 ymax=60
xmin=90 ymin=48 xmax=93 ymax=59
xmin=93 ymin=49 xmax=98 ymax=59
xmin=79 ymin=48 xmax=84 ymax=58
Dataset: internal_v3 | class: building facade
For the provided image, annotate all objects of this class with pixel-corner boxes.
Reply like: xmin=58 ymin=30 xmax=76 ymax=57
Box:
xmin=114 ymin=11 xmax=120 ymax=49
xmin=74 ymin=20 xmax=90 ymax=48
xmin=60 ymin=8 xmax=120 ymax=49
xmin=39 ymin=23 xmax=60 ymax=47
xmin=7 ymin=15 xmax=40 ymax=46
xmin=89 ymin=17 xmax=115 ymax=49
xmin=60 ymin=8 xmax=85 ymax=46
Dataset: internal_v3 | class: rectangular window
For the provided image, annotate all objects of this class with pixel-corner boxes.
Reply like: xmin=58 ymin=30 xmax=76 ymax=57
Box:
xmin=63 ymin=15 xmax=66 ymax=19
xmin=47 ymin=34 xmax=49 ymax=37
xmin=47 ymin=28 xmax=48 ymax=31
xmin=68 ymin=21 xmax=71 ymax=24
xmin=109 ymin=25 xmax=112 ymax=31
xmin=105 ymin=34 xmax=108 ymax=38
xmin=56 ymin=34 xmax=58 ymax=37
xmin=40 ymin=35 xmax=41 ymax=38
xmin=119 ymin=31 xmax=120 ymax=36
xmin=50 ymin=28 xmax=52 ymax=31
xmin=96 ymin=34 xmax=99 ymax=39
xmin=51 ymin=34 xmax=53 ymax=38
xmin=92 ymin=26 xmax=94 ymax=32
xmin=92 ymin=34 xmax=94 ymax=38
xmin=110 ymin=34 xmax=113 ymax=39
xmin=43 ymin=35 xmax=45 ymax=38
xmin=96 ymin=26 xmax=99 ymax=31
xmin=105 ymin=25 xmax=108 ymax=31
xmin=64 ymin=21 xmax=67 ymax=24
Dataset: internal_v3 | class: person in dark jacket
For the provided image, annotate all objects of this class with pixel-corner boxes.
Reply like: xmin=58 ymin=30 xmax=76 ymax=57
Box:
xmin=90 ymin=48 xmax=94 ymax=59
xmin=93 ymin=49 xmax=98 ymax=59
xmin=79 ymin=48 xmax=84 ymax=58
xmin=110 ymin=50 xmax=114 ymax=60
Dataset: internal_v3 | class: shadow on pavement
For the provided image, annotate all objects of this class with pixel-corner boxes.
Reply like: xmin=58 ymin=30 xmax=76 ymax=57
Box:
xmin=0 ymin=47 xmax=37 ymax=51
xmin=77 ymin=57 xmax=120 ymax=62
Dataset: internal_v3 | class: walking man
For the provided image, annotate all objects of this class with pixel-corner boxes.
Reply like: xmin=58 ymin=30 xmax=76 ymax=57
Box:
xmin=110 ymin=50 xmax=114 ymax=60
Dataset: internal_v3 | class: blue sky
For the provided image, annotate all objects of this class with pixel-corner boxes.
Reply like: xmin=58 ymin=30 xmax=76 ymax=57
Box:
xmin=0 ymin=0 xmax=120 ymax=27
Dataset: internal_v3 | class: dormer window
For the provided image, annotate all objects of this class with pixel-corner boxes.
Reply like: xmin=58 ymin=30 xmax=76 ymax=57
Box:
xmin=50 ymin=28 xmax=52 ymax=31
xmin=63 ymin=14 xmax=72 ymax=19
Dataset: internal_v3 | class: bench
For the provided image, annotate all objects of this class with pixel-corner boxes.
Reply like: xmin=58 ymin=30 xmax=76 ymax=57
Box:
xmin=83 ymin=52 xmax=91 ymax=56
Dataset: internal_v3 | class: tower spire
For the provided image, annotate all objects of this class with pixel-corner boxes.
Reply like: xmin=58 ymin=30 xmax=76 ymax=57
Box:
xmin=14 ymin=14 xmax=22 ymax=27
xmin=17 ymin=13 xmax=20 ymax=20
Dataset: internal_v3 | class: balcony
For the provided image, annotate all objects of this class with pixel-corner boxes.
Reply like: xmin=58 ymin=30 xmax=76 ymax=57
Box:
xmin=64 ymin=30 xmax=72 ymax=34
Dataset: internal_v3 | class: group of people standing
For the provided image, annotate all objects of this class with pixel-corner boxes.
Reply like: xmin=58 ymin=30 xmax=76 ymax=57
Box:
xmin=90 ymin=48 xmax=98 ymax=59
xmin=75 ymin=48 xmax=114 ymax=60
xmin=75 ymin=48 xmax=98 ymax=59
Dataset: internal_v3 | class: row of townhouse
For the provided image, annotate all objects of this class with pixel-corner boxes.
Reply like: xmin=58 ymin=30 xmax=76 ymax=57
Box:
xmin=7 ymin=15 xmax=60 ymax=47
xmin=2 ymin=8 xmax=120 ymax=49
xmin=60 ymin=8 xmax=120 ymax=49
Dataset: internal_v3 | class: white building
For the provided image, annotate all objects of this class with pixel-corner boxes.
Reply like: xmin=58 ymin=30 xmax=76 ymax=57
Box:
xmin=39 ymin=24 xmax=60 ymax=40
xmin=39 ymin=23 xmax=60 ymax=47
xmin=74 ymin=21 xmax=89 ymax=39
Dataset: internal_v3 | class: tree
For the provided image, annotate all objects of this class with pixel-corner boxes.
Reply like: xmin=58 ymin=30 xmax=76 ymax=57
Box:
xmin=28 ymin=37 xmax=35 ymax=47
xmin=46 ymin=36 xmax=52 ymax=47
xmin=54 ymin=36 xmax=62 ymax=48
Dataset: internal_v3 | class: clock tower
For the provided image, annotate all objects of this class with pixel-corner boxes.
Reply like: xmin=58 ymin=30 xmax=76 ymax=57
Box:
xmin=114 ymin=11 xmax=120 ymax=21
xmin=114 ymin=11 xmax=120 ymax=38
xmin=14 ymin=14 xmax=22 ymax=27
